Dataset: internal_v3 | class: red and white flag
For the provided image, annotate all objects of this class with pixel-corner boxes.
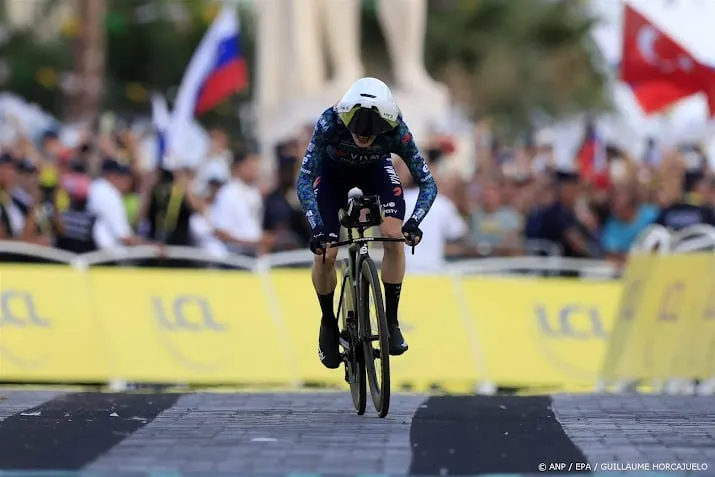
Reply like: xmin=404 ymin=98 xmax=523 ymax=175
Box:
xmin=620 ymin=3 xmax=715 ymax=116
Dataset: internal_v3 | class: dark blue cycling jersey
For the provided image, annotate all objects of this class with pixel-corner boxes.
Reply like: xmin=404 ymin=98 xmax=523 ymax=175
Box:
xmin=297 ymin=107 xmax=438 ymax=231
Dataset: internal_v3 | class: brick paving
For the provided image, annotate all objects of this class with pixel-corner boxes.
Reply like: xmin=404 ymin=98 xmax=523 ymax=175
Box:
xmin=0 ymin=390 xmax=712 ymax=475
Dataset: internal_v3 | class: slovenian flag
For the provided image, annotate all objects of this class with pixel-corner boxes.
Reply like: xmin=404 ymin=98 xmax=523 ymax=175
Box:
xmin=168 ymin=4 xmax=247 ymax=162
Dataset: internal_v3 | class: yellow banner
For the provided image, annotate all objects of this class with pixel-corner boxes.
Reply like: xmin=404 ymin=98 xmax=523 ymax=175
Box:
xmin=0 ymin=266 xmax=110 ymax=381
xmin=0 ymin=264 xmax=639 ymax=391
xmin=458 ymin=276 xmax=621 ymax=389
xmin=601 ymin=253 xmax=715 ymax=383
xmin=88 ymin=268 xmax=295 ymax=384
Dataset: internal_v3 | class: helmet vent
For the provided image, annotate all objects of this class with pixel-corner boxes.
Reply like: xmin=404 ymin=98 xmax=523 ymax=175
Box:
xmin=359 ymin=93 xmax=376 ymax=98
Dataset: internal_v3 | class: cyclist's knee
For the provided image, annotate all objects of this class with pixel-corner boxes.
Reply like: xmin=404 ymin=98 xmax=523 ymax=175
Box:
xmin=380 ymin=218 xmax=404 ymax=254
xmin=313 ymin=246 xmax=338 ymax=269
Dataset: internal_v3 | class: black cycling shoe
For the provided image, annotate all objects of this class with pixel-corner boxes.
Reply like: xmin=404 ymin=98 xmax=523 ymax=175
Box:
xmin=318 ymin=317 xmax=342 ymax=369
xmin=388 ymin=324 xmax=408 ymax=356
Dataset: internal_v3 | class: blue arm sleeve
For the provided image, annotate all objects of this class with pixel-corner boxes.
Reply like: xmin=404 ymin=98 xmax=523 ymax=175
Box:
xmin=392 ymin=123 xmax=438 ymax=224
xmin=296 ymin=121 xmax=326 ymax=231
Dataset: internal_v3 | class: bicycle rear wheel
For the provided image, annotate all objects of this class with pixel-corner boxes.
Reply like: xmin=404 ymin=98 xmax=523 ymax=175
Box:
xmin=339 ymin=259 xmax=365 ymax=415
xmin=358 ymin=257 xmax=391 ymax=418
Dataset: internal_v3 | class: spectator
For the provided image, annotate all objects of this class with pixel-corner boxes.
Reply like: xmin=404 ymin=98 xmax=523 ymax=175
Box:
xmin=469 ymin=178 xmax=522 ymax=256
xmin=88 ymin=158 xmax=144 ymax=250
xmin=395 ymin=158 xmax=468 ymax=273
xmin=263 ymin=151 xmax=310 ymax=252
xmin=525 ymin=170 xmax=596 ymax=258
xmin=17 ymin=159 xmax=55 ymax=247
xmin=145 ymin=168 xmax=202 ymax=247
xmin=190 ymin=170 xmax=228 ymax=259
xmin=601 ymin=186 xmax=659 ymax=263
xmin=54 ymin=172 xmax=96 ymax=254
xmin=196 ymin=128 xmax=232 ymax=194
xmin=654 ymin=157 xmax=715 ymax=231
xmin=0 ymin=154 xmax=30 ymax=241
xmin=212 ymin=149 xmax=265 ymax=256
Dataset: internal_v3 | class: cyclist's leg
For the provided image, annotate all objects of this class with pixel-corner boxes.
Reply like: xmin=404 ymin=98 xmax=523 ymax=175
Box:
xmin=361 ymin=158 xmax=408 ymax=355
xmin=312 ymin=172 xmax=343 ymax=298
xmin=313 ymin=165 xmax=347 ymax=368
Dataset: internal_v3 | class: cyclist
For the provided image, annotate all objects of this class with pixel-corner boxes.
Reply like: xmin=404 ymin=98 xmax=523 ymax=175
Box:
xmin=296 ymin=76 xmax=438 ymax=369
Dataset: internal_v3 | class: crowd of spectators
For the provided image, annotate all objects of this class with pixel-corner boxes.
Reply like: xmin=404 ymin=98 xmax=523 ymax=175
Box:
xmin=0 ymin=113 xmax=713 ymax=273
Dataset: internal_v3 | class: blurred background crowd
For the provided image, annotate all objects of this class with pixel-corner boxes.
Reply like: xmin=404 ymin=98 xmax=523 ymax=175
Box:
xmin=0 ymin=0 xmax=714 ymax=273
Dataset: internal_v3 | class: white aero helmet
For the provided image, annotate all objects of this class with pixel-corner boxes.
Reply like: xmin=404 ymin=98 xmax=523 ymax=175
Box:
xmin=335 ymin=77 xmax=400 ymax=137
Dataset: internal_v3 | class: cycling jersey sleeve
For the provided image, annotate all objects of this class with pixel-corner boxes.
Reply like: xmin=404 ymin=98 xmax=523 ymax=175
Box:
xmin=392 ymin=122 xmax=438 ymax=224
xmin=296 ymin=117 xmax=327 ymax=231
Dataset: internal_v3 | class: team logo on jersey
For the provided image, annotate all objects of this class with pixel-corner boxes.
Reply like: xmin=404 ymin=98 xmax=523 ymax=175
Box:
xmin=402 ymin=132 xmax=412 ymax=144
xmin=384 ymin=164 xmax=401 ymax=186
xmin=313 ymin=176 xmax=321 ymax=188
xmin=393 ymin=186 xmax=403 ymax=197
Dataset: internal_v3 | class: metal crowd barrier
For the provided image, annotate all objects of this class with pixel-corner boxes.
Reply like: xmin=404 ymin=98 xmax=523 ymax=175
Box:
xmin=0 ymin=241 xmax=620 ymax=278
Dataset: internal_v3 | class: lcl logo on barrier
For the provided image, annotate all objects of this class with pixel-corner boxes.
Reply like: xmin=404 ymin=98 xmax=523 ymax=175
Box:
xmin=535 ymin=304 xmax=608 ymax=340
xmin=656 ymin=280 xmax=686 ymax=321
xmin=150 ymin=295 xmax=228 ymax=372
xmin=0 ymin=290 xmax=51 ymax=328
xmin=151 ymin=295 xmax=227 ymax=332
xmin=619 ymin=278 xmax=642 ymax=321
xmin=0 ymin=290 xmax=51 ymax=370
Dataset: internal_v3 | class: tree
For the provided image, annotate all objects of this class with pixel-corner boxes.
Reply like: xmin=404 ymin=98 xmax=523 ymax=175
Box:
xmin=422 ymin=0 xmax=609 ymax=133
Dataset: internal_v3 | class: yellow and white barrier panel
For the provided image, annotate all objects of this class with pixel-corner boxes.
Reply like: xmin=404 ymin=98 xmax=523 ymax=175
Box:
xmin=0 ymin=264 xmax=623 ymax=392
xmin=600 ymin=252 xmax=715 ymax=387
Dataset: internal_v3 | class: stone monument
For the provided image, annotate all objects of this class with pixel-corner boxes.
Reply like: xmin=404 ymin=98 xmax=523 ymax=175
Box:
xmin=253 ymin=0 xmax=450 ymax=164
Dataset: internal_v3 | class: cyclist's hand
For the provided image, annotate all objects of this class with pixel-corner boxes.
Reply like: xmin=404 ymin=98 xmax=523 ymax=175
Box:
xmin=401 ymin=219 xmax=423 ymax=247
xmin=309 ymin=228 xmax=328 ymax=255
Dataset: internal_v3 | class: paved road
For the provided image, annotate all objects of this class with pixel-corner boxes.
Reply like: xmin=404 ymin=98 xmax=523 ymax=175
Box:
xmin=0 ymin=390 xmax=713 ymax=475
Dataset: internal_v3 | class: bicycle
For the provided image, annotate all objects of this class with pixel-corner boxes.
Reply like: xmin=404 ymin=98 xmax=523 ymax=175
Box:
xmin=321 ymin=190 xmax=414 ymax=418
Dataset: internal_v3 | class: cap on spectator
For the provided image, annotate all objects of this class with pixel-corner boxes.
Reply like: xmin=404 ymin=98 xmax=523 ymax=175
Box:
xmin=0 ymin=152 xmax=15 ymax=166
xmin=159 ymin=168 xmax=174 ymax=183
xmin=554 ymin=169 xmax=579 ymax=183
xmin=42 ymin=129 xmax=59 ymax=141
xmin=67 ymin=159 xmax=88 ymax=174
xmin=278 ymin=154 xmax=296 ymax=170
xmin=101 ymin=157 xmax=132 ymax=175
xmin=17 ymin=159 xmax=38 ymax=173
xmin=232 ymin=148 xmax=257 ymax=167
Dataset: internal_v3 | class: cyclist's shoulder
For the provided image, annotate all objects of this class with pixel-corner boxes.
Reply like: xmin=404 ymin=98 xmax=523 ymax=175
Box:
xmin=315 ymin=107 xmax=340 ymax=134
xmin=384 ymin=115 xmax=417 ymax=149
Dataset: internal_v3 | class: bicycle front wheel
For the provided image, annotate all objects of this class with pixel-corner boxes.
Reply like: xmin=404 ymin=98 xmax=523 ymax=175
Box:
xmin=358 ymin=256 xmax=391 ymax=418
xmin=339 ymin=259 xmax=365 ymax=415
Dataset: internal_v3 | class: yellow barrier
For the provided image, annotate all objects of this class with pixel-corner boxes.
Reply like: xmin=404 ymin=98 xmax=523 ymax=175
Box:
xmin=601 ymin=253 xmax=715 ymax=384
xmin=458 ymin=276 xmax=621 ymax=389
xmin=0 ymin=264 xmax=625 ymax=391
xmin=0 ymin=266 xmax=110 ymax=381
xmin=88 ymin=268 xmax=294 ymax=384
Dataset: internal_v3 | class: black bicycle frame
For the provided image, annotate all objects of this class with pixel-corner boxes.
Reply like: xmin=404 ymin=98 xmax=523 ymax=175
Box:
xmin=335 ymin=225 xmax=395 ymax=320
